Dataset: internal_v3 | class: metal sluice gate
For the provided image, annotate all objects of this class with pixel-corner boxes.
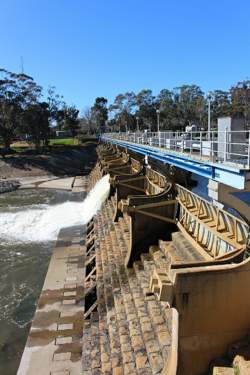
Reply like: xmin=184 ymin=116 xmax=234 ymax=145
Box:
xmin=95 ymin=142 xmax=250 ymax=375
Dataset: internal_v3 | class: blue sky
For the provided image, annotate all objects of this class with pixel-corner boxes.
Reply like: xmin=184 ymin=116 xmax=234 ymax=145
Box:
xmin=1 ymin=0 xmax=250 ymax=111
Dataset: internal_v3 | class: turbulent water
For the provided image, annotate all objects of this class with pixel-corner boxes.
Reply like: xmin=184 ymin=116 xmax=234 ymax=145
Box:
xmin=0 ymin=175 xmax=110 ymax=243
xmin=0 ymin=175 xmax=110 ymax=375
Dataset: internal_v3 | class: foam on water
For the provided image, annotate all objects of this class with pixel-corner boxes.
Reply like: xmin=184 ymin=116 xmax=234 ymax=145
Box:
xmin=0 ymin=175 xmax=110 ymax=243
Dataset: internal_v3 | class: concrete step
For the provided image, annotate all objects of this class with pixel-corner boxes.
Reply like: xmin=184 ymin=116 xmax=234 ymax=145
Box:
xmin=212 ymin=367 xmax=235 ymax=374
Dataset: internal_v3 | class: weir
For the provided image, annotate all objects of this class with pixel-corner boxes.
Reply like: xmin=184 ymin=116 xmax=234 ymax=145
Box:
xmin=18 ymin=139 xmax=250 ymax=375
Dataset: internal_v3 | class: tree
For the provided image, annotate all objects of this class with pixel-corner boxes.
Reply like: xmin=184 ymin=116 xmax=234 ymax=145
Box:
xmin=91 ymin=97 xmax=108 ymax=133
xmin=22 ymin=102 xmax=50 ymax=148
xmin=109 ymin=92 xmax=136 ymax=131
xmin=209 ymin=90 xmax=231 ymax=126
xmin=135 ymin=89 xmax=156 ymax=130
xmin=47 ymin=86 xmax=65 ymax=130
xmin=230 ymin=80 xmax=250 ymax=127
xmin=79 ymin=107 xmax=97 ymax=134
xmin=172 ymin=85 xmax=205 ymax=130
xmin=62 ymin=105 xmax=80 ymax=136
xmin=157 ymin=89 xmax=175 ymax=130
xmin=0 ymin=68 xmax=42 ymax=148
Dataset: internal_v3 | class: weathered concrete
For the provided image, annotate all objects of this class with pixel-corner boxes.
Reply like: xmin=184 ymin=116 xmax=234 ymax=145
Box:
xmin=17 ymin=225 xmax=85 ymax=375
xmin=37 ymin=177 xmax=75 ymax=190
xmin=71 ymin=176 xmax=89 ymax=192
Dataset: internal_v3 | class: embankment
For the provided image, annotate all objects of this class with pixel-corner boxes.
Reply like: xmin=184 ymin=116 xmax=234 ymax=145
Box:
xmin=0 ymin=142 xmax=97 ymax=179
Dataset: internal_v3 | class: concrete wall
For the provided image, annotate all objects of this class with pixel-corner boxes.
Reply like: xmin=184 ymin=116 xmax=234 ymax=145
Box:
xmin=173 ymin=259 xmax=250 ymax=374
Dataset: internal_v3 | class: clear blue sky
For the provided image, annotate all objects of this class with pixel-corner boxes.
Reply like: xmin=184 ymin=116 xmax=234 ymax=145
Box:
xmin=1 ymin=0 xmax=250 ymax=111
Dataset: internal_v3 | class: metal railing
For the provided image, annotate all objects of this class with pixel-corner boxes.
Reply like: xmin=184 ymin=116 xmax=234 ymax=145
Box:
xmin=103 ymin=131 xmax=250 ymax=169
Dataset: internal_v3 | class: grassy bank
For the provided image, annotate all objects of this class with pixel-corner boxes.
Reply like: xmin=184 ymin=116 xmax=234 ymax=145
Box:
xmin=0 ymin=136 xmax=98 ymax=153
xmin=49 ymin=137 xmax=78 ymax=146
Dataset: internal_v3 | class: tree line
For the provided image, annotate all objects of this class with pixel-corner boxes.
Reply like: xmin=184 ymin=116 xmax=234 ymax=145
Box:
xmin=81 ymin=81 xmax=250 ymax=134
xmin=1 ymin=67 xmax=250 ymax=149
xmin=0 ymin=68 xmax=79 ymax=149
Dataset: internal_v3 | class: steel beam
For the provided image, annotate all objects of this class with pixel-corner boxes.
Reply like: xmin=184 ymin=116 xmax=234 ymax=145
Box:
xmin=101 ymin=137 xmax=247 ymax=189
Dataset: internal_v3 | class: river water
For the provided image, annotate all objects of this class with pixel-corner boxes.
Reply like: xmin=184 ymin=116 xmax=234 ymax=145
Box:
xmin=0 ymin=176 xmax=110 ymax=374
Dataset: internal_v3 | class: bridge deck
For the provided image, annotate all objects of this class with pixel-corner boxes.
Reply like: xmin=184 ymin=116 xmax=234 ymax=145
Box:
xmin=102 ymin=133 xmax=250 ymax=189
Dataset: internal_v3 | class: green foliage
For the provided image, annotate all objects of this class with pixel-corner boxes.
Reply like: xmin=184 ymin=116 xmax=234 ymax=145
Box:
xmin=91 ymin=97 xmax=108 ymax=133
xmin=107 ymin=82 xmax=250 ymax=132
xmin=61 ymin=105 xmax=79 ymax=136
xmin=0 ymin=68 xmax=42 ymax=148
xmin=0 ymin=68 xmax=80 ymax=151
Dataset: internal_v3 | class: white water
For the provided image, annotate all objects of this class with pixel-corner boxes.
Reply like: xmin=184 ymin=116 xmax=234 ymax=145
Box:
xmin=0 ymin=175 xmax=110 ymax=243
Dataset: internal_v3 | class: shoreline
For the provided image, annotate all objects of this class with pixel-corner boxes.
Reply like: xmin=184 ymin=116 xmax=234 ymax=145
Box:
xmin=0 ymin=175 xmax=88 ymax=193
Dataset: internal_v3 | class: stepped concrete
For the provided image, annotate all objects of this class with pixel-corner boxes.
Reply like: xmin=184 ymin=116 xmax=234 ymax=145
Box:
xmin=83 ymin=194 xmax=176 ymax=375
xmin=18 ymin=165 xmax=178 ymax=375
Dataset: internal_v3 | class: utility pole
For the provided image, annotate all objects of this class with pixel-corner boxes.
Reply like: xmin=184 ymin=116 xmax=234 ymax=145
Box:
xmin=207 ymin=95 xmax=211 ymax=140
xmin=20 ymin=56 xmax=24 ymax=74
xmin=156 ymin=109 xmax=160 ymax=133
xmin=156 ymin=109 xmax=160 ymax=146
xmin=136 ymin=116 xmax=139 ymax=132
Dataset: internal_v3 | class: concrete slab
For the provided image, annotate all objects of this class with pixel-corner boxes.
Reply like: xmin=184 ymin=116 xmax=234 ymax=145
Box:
xmin=38 ymin=177 xmax=75 ymax=190
xmin=72 ymin=176 xmax=88 ymax=192
xmin=17 ymin=225 xmax=85 ymax=375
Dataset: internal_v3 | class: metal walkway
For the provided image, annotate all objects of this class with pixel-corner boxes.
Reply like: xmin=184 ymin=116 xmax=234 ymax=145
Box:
xmin=102 ymin=131 xmax=250 ymax=189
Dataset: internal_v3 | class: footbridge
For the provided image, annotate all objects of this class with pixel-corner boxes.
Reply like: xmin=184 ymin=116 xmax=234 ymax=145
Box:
xmin=101 ymin=130 xmax=250 ymax=190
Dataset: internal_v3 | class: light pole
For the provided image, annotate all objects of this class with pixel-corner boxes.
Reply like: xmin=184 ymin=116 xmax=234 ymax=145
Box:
xmin=207 ymin=95 xmax=211 ymax=140
xmin=136 ymin=116 xmax=139 ymax=132
xmin=156 ymin=109 xmax=160 ymax=133
xmin=156 ymin=109 xmax=160 ymax=146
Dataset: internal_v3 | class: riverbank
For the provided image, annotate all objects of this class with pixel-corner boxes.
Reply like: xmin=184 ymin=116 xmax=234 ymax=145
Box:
xmin=0 ymin=142 xmax=97 ymax=180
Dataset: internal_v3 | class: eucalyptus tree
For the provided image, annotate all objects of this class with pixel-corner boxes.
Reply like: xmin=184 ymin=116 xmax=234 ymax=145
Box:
xmin=172 ymin=85 xmax=205 ymax=130
xmin=135 ymin=89 xmax=157 ymax=130
xmin=230 ymin=80 xmax=250 ymax=127
xmin=79 ymin=107 xmax=96 ymax=134
xmin=0 ymin=68 xmax=42 ymax=148
xmin=208 ymin=90 xmax=231 ymax=126
xmin=156 ymin=89 xmax=175 ymax=130
xmin=61 ymin=105 xmax=80 ymax=136
xmin=109 ymin=92 xmax=136 ymax=132
xmin=22 ymin=102 xmax=50 ymax=148
xmin=91 ymin=97 xmax=108 ymax=133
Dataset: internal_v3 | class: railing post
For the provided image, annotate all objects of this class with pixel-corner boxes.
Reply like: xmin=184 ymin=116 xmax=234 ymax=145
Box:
xmin=211 ymin=131 xmax=214 ymax=162
xmin=248 ymin=131 xmax=250 ymax=168
xmin=200 ymin=132 xmax=202 ymax=159
xmin=190 ymin=131 xmax=192 ymax=156
xmin=224 ymin=128 xmax=227 ymax=162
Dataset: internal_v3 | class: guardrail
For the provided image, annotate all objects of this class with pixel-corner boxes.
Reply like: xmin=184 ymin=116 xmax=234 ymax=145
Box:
xmin=103 ymin=131 xmax=250 ymax=169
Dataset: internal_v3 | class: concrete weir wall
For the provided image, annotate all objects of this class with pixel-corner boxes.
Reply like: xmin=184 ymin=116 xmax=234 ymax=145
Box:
xmin=17 ymin=224 xmax=86 ymax=375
